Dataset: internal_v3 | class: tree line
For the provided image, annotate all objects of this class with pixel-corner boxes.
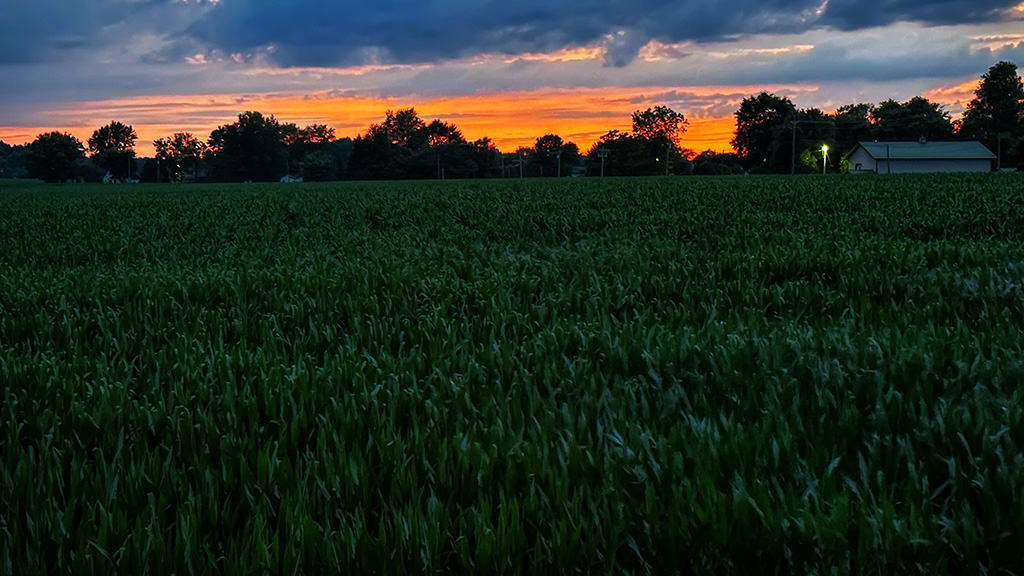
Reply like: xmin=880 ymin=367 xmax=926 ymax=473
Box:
xmin=4 ymin=61 xmax=1022 ymax=183
xmin=728 ymin=61 xmax=1023 ymax=174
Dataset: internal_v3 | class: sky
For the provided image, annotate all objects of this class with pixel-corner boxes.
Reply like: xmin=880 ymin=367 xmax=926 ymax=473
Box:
xmin=1 ymin=0 xmax=1023 ymax=156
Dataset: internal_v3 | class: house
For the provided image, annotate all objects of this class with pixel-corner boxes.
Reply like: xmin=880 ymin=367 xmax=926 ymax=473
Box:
xmin=846 ymin=141 xmax=996 ymax=174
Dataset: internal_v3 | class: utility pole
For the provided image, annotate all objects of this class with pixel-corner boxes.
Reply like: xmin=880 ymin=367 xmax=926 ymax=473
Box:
xmin=519 ymin=150 xmax=524 ymax=178
xmin=597 ymin=148 xmax=609 ymax=177
xmin=557 ymin=148 xmax=562 ymax=178
xmin=665 ymin=142 xmax=671 ymax=176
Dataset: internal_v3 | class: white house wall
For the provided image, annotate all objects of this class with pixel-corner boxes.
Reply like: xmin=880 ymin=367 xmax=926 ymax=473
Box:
xmin=848 ymin=149 xmax=992 ymax=174
xmin=879 ymin=159 xmax=992 ymax=174
xmin=847 ymin=149 xmax=877 ymax=173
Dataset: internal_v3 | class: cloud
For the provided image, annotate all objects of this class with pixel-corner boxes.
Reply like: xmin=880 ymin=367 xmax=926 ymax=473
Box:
xmin=1 ymin=0 xmax=1020 ymax=75
xmin=2 ymin=0 xmax=1023 ymax=156
xmin=178 ymin=0 xmax=1023 ymax=68
xmin=0 ymin=0 xmax=209 ymax=64
xmin=820 ymin=0 xmax=1016 ymax=30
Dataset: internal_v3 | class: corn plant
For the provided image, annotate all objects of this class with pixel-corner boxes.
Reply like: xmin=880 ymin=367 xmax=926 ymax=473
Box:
xmin=1 ymin=174 xmax=1023 ymax=574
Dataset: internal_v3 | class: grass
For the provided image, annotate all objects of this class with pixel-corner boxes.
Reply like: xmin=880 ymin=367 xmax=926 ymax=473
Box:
xmin=1 ymin=174 xmax=1024 ymax=574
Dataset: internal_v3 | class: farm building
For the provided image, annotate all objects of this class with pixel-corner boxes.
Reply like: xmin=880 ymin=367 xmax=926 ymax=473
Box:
xmin=846 ymin=141 xmax=996 ymax=174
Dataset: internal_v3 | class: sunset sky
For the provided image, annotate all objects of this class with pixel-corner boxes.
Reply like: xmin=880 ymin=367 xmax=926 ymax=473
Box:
xmin=2 ymin=1 xmax=1023 ymax=156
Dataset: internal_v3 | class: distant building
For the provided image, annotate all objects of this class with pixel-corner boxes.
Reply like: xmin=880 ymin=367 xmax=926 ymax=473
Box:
xmin=847 ymin=141 xmax=996 ymax=174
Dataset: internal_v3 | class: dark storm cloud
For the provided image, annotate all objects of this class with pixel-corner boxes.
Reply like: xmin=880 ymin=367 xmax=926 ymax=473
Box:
xmin=0 ymin=0 xmax=206 ymax=64
xmin=180 ymin=0 xmax=1022 ymax=67
xmin=820 ymin=0 xmax=1016 ymax=30
xmin=181 ymin=0 xmax=814 ymax=66
xmin=0 ymin=0 xmax=1018 ymax=69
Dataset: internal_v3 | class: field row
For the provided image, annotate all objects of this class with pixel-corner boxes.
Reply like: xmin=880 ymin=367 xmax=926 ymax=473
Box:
xmin=2 ymin=175 xmax=1024 ymax=573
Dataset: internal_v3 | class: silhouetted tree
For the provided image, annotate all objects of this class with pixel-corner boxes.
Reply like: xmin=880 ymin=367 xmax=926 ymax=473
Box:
xmin=530 ymin=134 xmax=581 ymax=177
xmin=298 ymin=124 xmax=336 ymax=145
xmin=833 ymin=103 xmax=874 ymax=156
xmin=585 ymin=130 xmax=644 ymax=176
xmin=325 ymin=138 xmax=354 ymax=177
xmin=24 ymin=132 xmax=86 ymax=183
xmin=424 ymin=120 xmax=465 ymax=147
xmin=0 ymin=141 xmax=26 ymax=178
xmin=368 ymin=108 xmax=428 ymax=149
xmin=348 ymin=110 xmax=499 ymax=179
xmin=958 ymin=61 xmax=1024 ymax=167
xmin=631 ymin=106 xmax=690 ymax=175
xmin=632 ymin=106 xmax=688 ymax=147
xmin=352 ymin=109 xmax=433 ymax=179
xmin=89 ymin=121 xmax=137 ymax=180
xmin=207 ymin=111 xmax=289 ymax=182
xmin=470 ymin=138 xmax=502 ymax=178
xmin=732 ymin=92 xmax=796 ymax=171
xmin=870 ymin=97 xmax=954 ymax=142
xmin=154 ymin=132 xmax=207 ymax=182
xmin=300 ymin=136 xmax=353 ymax=181
xmin=282 ymin=124 xmax=336 ymax=178
xmin=347 ymin=131 xmax=393 ymax=180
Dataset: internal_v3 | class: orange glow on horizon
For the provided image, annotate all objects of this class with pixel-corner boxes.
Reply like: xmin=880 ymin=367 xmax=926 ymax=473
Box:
xmin=0 ymin=87 xmax=751 ymax=158
xmin=924 ymin=79 xmax=979 ymax=111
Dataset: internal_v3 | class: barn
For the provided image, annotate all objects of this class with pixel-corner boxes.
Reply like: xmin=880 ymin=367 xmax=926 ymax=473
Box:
xmin=846 ymin=141 xmax=996 ymax=174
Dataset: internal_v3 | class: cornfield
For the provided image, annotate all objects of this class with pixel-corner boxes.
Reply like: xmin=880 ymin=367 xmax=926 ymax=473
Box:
xmin=2 ymin=174 xmax=1023 ymax=574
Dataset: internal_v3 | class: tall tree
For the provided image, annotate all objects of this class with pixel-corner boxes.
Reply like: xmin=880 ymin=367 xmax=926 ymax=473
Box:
xmin=958 ymin=61 xmax=1024 ymax=164
xmin=24 ymin=132 xmax=85 ymax=183
xmin=207 ymin=111 xmax=289 ymax=182
xmin=347 ymin=130 xmax=393 ymax=180
xmin=349 ymin=110 xmax=490 ymax=179
xmin=632 ymin=106 xmax=689 ymax=149
xmin=424 ymin=120 xmax=465 ymax=148
xmin=154 ymin=132 xmax=207 ymax=182
xmin=530 ymin=135 xmax=581 ymax=177
xmin=281 ymin=123 xmax=335 ymax=178
xmin=870 ymin=97 xmax=954 ymax=142
xmin=88 ymin=121 xmax=138 ymax=180
xmin=833 ymin=103 xmax=875 ymax=156
xmin=299 ymin=124 xmax=335 ymax=145
xmin=354 ymin=109 xmax=430 ymax=179
xmin=367 ymin=108 xmax=427 ymax=149
xmin=732 ymin=92 xmax=796 ymax=171
xmin=471 ymin=138 xmax=502 ymax=178
xmin=631 ymin=105 xmax=689 ymax=175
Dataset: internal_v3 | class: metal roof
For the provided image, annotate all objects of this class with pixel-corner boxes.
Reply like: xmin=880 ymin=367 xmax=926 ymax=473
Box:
xmin=854 ymin=141 xmax=996 ymax=160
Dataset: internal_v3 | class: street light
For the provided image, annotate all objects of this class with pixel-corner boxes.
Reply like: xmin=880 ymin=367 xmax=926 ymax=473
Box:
xmin=821 ymin=144 xmax=829 ymax=175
